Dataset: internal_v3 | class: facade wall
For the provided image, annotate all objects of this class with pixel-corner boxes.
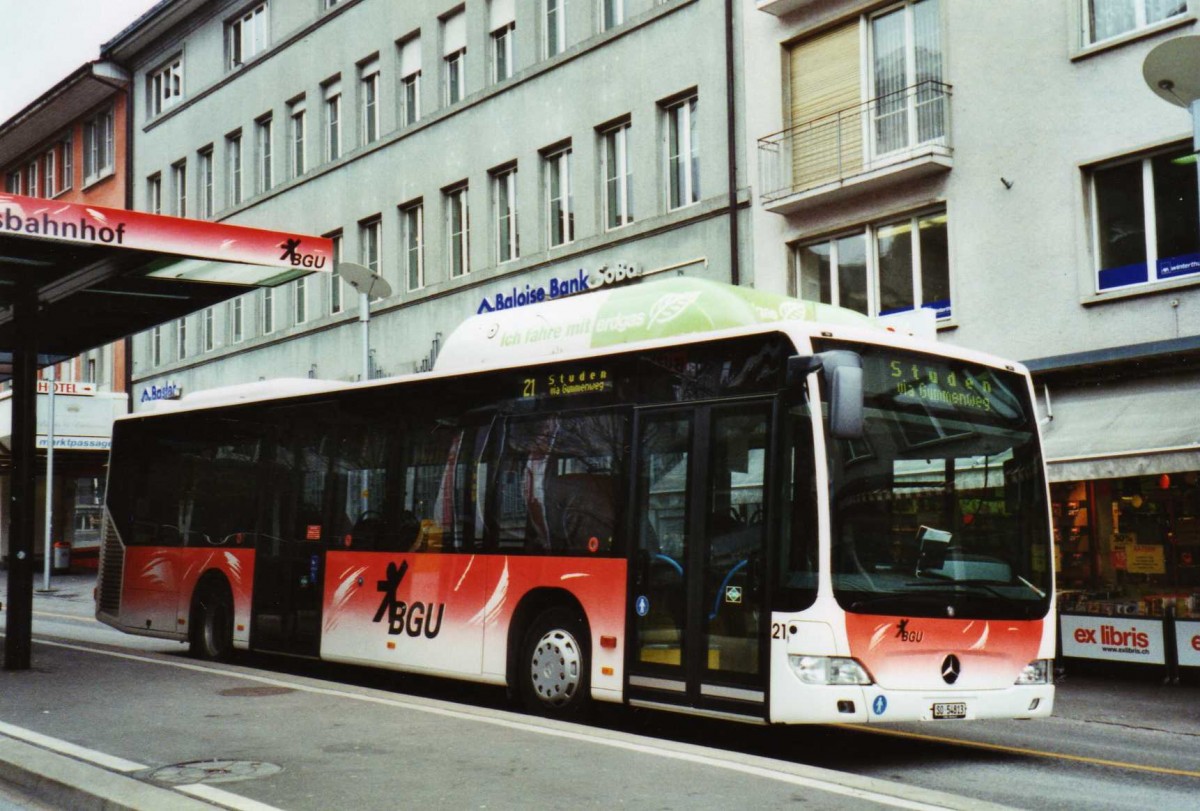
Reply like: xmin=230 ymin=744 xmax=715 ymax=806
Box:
xmin=747 ymin=0 xmax=1199 ymax=363
xmin=121 ymin=0 xmax=751 ymax=405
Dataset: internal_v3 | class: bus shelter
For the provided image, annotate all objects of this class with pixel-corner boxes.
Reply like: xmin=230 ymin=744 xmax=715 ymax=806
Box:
xmin=0 ymin=192 xmax=332 ymax=670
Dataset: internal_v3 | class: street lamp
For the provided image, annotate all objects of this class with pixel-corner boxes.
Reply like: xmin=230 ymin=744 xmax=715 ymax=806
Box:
xmin=337 ymin=262 xmax=392 ymax=381
xmin=1143 ymin=35 xmax=1200 ymax=151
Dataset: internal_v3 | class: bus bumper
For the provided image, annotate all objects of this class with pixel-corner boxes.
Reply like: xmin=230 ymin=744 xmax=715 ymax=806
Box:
xmin=769 ymin=683 xmax=1055 ymax=724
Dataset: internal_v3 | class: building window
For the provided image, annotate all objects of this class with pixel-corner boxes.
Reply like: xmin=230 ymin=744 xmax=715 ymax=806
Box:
xmin=263 ymin=287 xmax=276 ymax=334
xmin=870 ymin=0 xmax=943 ymax=156
xmin=5 ymin=171 xmax=20 ymax=194
xmin=82 ymin=108 xmax=114 ymax=183
xmin=152 ymin=326 xmax=163 ymax=366
xmin=601 ymin=0 xmax=624 ymax=30
xmin=60 ymin=136 xmax=73 ymax=192
xmin=665 ymin=95 xmax=698 ymax=210
xmin=494 ymin=165 xmax=519 ymax=263
xmin=602 ymin=121 xmax=632 ymax=229
xmin=324 ymin=82 xmax=341 ymax=161
xmin=360 ymin=59 xmax=380 ymax=145
xmin=1091 ymin=145 xmax=1200 ymax=292
xmin=546 ymin=146 xmax=574 ymax=247
xmin=42 ymin=150 xmax=56 ymax=197
xmin=294 ymin=277 xmax=308 ymax=324
xmin=402 ymin=202 xmax=424 ymax=291
xmin=147 ymin=174 xmax=162 ymax=215
xmin=446 ymin=184 xmax=470 ymax=277
xmin=227 ymin=131 xmax=243 ymax=206
xmin=230 ymin=296 xmax=244 ymax=343
xmin=199 ymin=147 xmax=215 ymax=218
xmin=546 ymin=0 xmax=566 ymax=57
xmin=329 ymin=233 xmax=344 ymax=314
xmin=445 ymin=49 xmax=466 ymax=104
xmin=492 ymin=22 xmax=515 ymax=83
xmin=176 ymin=317 xmax=188 ymax=361
xmin=256 ymin=115 xmax=273 ymax=193
xmin=360 ymin=216 xmax=381 ymax=276
xmin=149 ymin=57 xmax=183 ymax=117
xmin=290 ymin=99 xmax=306 ymax=178
xmin=228 ymin=2 xmax=269 ymax=69
xmin=203 ymin=307 xmax=215 ymax=352
xmin=25 ymin=162 xmax=38 ymax=197
xmin=795 ymin=208 xmax=950 ymax=320
xmin=172 ymin=161 xmax=187 ymax=217
xmin=1085 ymin=0 xmax=1188 ymax=45
xmin=399 ymin=37 xmax=421 ymax=125
xmin=443 ymin=11 xmax=467 ymax=105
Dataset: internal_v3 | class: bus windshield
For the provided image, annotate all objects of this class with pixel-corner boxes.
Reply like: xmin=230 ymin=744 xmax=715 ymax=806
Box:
xmin=817 ymin=341 xmax=1052 ymax=620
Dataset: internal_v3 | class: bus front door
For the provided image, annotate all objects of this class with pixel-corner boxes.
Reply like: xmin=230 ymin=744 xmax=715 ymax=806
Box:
xmin=627 ymin=403 xmax=772 ymax=717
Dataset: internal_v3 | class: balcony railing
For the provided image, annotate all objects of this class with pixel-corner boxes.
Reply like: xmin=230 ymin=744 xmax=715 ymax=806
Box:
xmin=758 ymin=80 xmax=952 ymax=205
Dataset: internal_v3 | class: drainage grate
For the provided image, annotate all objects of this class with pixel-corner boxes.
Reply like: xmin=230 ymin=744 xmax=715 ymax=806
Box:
xmin=147 ymin=760 xmax=282 ymax=785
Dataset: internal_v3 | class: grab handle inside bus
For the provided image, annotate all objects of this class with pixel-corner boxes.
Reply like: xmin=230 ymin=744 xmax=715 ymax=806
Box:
xmin=786 ymin=351 xmax=864 ymax=440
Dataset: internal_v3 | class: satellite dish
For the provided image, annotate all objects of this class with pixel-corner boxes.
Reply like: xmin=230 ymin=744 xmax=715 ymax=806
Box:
xmin=338 ymin=262 xmax=392 ymax=301
xmin=1143 ymin=35 xmax=1200 ymax=107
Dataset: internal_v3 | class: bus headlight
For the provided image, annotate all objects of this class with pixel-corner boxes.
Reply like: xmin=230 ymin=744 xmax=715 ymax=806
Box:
xmin=789 ymin=655 xmax=873 ymax=685
xmin=1014 ymin=659 xmax=1052 ymax=685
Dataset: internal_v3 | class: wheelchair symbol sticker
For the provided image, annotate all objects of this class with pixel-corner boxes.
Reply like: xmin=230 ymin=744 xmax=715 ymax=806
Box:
xmin=635 ymin=596 xmax=650 ymax=617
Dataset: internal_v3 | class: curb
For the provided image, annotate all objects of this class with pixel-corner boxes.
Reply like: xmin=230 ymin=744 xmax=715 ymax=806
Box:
xmin=0 ymin=734 xmax=220 ymax=811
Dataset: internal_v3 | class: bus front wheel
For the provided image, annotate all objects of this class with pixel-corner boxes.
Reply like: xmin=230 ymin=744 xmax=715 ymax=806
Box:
xmin=519 ymin=607 xmax=591 ymax=719
xmin=190 ymin=581 xmax=234 ymax=662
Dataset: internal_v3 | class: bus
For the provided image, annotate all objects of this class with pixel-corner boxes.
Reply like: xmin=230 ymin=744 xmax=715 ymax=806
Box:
xmin=96 ymin=277 xmax=1055 ymax=724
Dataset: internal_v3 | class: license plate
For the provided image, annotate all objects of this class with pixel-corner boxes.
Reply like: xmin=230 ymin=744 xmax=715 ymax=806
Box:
xmin=932 ymin=702 xmax=967 ymax=720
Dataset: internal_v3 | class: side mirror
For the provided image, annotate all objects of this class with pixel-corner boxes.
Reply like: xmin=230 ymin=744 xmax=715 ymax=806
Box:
xmin=787 ymin=351 xmax=864 ymax=440
xmin=828 ymin=364 xmax=864 ymax=439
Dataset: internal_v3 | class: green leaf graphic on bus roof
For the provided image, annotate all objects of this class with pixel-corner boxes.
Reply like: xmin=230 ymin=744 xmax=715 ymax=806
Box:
xmin=648 ymin=291 xmax=702 ymax=328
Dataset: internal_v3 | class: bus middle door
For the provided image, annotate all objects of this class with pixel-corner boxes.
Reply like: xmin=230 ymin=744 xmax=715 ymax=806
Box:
xmin=252 ymin=404 xmax=336 ymax=657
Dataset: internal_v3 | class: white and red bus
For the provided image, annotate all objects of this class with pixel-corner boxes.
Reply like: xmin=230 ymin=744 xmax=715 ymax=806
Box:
xmin=96 ymin=277 xmax=1055 ymax=723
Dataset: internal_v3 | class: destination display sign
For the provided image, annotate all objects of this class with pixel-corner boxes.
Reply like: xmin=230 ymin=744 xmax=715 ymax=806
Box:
xmin=863 ymin=351 xmax=1026 ymax=424
xmin=520 ymin=366 xmax=613 ymax=400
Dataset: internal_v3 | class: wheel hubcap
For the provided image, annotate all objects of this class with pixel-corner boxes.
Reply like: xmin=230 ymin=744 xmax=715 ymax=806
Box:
xmin=529 ymin=628 xmax=581 ymax=706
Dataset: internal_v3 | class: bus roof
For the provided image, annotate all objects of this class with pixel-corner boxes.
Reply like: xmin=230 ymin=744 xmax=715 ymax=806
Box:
xmin=434 ymin=277 xmax=878 ymax=373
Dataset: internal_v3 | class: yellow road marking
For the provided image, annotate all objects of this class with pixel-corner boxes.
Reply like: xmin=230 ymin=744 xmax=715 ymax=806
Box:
xmin=0 ymin=605 xmax=95 ymax=623
xmin=840 ymin=724 xmax=1200 ymax=779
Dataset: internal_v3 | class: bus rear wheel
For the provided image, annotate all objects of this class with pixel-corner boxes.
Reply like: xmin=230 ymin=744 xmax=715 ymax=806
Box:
xmin=519 ymin=607 xmax=590 ymax=719
xmin=190 ymin=582 xmax=234 ymax=662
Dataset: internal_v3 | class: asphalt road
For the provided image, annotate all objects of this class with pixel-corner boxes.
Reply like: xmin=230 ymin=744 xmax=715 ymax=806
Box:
xmin=2 ymin=574 xmax=1198 ymax=810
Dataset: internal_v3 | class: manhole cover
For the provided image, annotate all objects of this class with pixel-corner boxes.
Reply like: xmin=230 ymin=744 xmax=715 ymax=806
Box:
xmin=218 ymin=685 xmax=295 ymax=697
xmin=147 ymin=760 xmax=282 ymax=785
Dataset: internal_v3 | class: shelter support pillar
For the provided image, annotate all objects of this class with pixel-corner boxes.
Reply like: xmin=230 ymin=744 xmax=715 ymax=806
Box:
xmin=4 ymin=285 xmax=38 ymax=670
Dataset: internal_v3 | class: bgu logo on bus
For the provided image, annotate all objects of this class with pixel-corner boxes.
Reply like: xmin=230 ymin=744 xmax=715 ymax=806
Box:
xmin=1073 ymin=624 xmax=1150 ymax=649
xmin=373 ymin=561 xmax=445 ymax=639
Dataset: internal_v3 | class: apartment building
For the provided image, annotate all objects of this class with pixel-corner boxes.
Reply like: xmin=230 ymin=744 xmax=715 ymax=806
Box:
xmin=104 ymin=0 xmax=752 ymax=403
xmin=0 ymin=60 xmax=134 ymax=566
xmin=746 ymin=0 xmax=1200 ymax=599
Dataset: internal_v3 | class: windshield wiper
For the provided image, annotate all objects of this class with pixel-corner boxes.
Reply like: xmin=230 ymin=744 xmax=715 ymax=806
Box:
xmin=905 ymin=578 xmax=1040 ymax=614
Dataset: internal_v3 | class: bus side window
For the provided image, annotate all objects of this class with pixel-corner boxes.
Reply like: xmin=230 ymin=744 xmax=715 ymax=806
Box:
xmin=493 ymin=412 xmax=625 ymax=555
xmin=401 ymin=423 xmax=471 ymax=553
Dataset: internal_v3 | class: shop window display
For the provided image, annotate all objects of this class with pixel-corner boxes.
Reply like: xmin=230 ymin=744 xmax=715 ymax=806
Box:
xmin=1054 ymin=473 xmax=1200 ymax=620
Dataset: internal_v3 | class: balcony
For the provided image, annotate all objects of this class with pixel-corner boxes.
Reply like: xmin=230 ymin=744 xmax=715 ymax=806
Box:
xmin=755 ymin=0 xmax=819 ymax=16
xmin=758 ymin=81 xmax=953 ymax=215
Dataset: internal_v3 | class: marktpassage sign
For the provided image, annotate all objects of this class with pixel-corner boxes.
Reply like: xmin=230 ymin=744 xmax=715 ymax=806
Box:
xmin=1 ymin=193 xmax=333 ymax=272
xmin=1060 ymin=615 xmax=1166 ymax=665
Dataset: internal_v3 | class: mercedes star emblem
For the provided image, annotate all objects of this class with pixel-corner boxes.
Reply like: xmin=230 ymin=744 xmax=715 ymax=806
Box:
xmin=941 ymin=654 xmax=961 ymax=685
